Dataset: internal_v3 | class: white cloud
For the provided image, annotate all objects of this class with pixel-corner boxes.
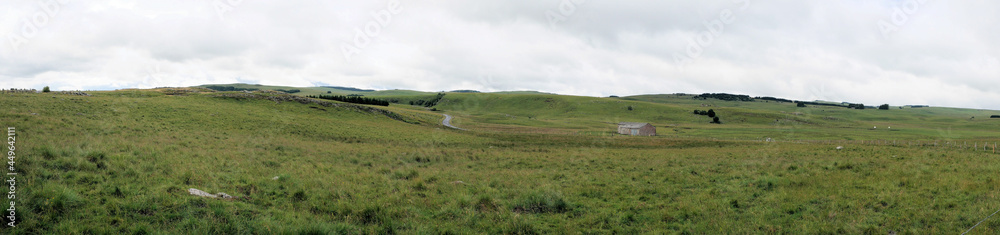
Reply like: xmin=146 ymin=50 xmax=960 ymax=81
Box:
xmin=1 ymin=0 xmax=998 ymax=109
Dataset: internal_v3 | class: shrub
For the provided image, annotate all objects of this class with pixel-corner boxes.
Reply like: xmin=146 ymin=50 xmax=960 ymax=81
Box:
xmin=42 ymin=86 xmax=50 ymax=92
xmin=292 ymin=190 xmax=308 ymax=201
xmin=512 ymin=190 xmax=571 ymax=213
xmin=879 ymin=104 xmax=890 ymax=110
xmin=797 ymin=102 xmax=806 ymax=107
xmin=707 ymin=109 xmax=716 ymax=118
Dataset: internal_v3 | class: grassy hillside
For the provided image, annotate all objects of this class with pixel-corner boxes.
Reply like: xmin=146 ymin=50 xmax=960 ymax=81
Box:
xmin=416 ymin=92 xmax=1000 ymax=140
xmin=2 ymin=88 xmax=1000 ymax=233
xmin=197 ymin=84 xmax=434 ymax=97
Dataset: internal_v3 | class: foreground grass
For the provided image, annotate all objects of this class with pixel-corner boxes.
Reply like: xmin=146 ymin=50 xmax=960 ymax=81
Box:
xmin=1 ymin=90 xmax=999 ymax=233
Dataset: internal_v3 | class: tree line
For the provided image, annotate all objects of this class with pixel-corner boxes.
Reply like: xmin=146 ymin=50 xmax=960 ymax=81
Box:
xmin=693 ymin=93 xmax=754 ymax=102
xmin=307 ymin=95 xmax=390 ymax=106
xmin=409 ymin=93 xmax=446 ymax=107
xmin=204 ymin=85 xmax=258 ymax=92
xmin=693 ymin=109 xmax=721 ymax=124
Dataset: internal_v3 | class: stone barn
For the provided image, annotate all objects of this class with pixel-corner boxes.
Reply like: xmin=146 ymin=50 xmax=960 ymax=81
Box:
xmin=617 ymin=122 xmax=656 ymax=136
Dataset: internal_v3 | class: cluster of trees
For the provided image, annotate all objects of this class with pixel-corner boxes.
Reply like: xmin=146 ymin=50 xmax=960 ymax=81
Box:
xmin=275 ymin=89 xmax=300 ymax=93
xmin=409 ymin=93 xmax=446 ymax=107
xmin=879 ymin=104 xmax=890 ymax=110
xmin=756 ymin=96 xmax=794 ymax=103
xmin=693 ymin=109 xmax=721 ymax=124
xmin=793 ymin=101 xmax=840 ymax=108
xmin=307 ymin=95 xmax=389 ymax=106
xmin=693 ymin=93 xmax=754 ymax=102
xmin=756 ymin=95 xmax=887 ymax=110
xmin=204 ymin=85 xmax=259 ymax=92
xmin=991 ymin=115 xmax=1000 ymax=119
xmin=449 ymin=90 xmax=480 ymax=93
xmin=846 ymin=103 xmax=866 ymax=110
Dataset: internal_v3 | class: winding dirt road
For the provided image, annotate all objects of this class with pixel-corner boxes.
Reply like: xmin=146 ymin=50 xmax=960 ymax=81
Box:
xmin=442 ymin=114 xmax=464 ymax=130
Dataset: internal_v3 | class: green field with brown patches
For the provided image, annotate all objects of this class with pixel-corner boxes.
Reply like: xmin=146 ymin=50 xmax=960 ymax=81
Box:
xmin=2 ymin=88 xmax=999 ymax=234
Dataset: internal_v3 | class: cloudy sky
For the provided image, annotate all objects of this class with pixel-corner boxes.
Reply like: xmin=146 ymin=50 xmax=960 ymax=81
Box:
xmin=1 ymin=0 xmax=998 ymax=109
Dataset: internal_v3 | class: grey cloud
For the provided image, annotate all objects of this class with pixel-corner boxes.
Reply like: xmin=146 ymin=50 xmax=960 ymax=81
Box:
xmin=1 ymin=0 xmax=998 ymax=109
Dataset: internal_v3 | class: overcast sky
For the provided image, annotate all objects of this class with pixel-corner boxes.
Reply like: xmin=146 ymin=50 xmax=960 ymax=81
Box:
xmin=1 ymin=0 xmax=998 ymax=109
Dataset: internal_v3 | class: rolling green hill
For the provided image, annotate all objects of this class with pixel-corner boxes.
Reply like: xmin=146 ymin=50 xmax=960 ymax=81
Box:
xmin=396 ymin=92 xmax=1000 ymax=140
xmin=197 ymin=84 xmax=434 ymax=97
xmin=3 ymin=87 xmax=1000 ymax=233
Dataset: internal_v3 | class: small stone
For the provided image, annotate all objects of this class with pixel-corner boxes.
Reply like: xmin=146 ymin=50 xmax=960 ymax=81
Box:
xmin=188 ymin=188 xmax=218 ymax=198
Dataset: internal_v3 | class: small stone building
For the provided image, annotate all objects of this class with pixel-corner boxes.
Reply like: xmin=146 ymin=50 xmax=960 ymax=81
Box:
xmin=617 ymin=122 xmax=656 ymax=136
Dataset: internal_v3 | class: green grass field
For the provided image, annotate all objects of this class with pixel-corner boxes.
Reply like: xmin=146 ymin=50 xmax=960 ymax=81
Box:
xmin=2 ymin=87 xmax=1000 ymax=234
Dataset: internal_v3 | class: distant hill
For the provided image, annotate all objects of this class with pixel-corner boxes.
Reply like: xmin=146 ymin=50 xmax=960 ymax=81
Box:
xmin=320 ymin=86 xmax=376 ymax=92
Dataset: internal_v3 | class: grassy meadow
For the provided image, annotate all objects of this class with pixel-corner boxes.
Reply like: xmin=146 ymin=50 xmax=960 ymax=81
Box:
xmin=1 ymin=87 xmax=1000 ymax=234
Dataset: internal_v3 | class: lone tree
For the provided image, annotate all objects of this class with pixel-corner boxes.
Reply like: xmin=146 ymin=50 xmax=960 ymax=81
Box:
xmin=712 ymin=117 xmax=721 ymax=124
xmin=797 ymin=102 xmax=807 ymax=107
xmin=627 ymin=106 xmax=633 ymax=111
xmin=879 ymin=104 xmax=890 ymax=110
xmin=42 ymin=86 xmax=50 ymax=92
xmin=707 ymin=109 xmax=716 ymax=118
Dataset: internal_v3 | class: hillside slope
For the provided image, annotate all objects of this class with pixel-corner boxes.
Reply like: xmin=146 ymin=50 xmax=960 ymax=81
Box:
xmin=3 ymin=88 xmax=1000 ymax=233
xmin=380 ymin=92 xmax=1000 ymax=140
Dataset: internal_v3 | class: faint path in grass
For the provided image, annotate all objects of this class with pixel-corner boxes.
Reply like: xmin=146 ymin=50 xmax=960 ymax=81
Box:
xmin=442 ymin=114 xmax=464 ymax=130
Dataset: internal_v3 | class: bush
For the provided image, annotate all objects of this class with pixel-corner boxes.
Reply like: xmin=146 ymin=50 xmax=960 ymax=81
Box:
xmin=797 ymin=102 xmax=806 ymax=107
xmin=707 ymin=109 xmax=716 ymax=118
xmin=512 ymin=190 xmax=571 ymax=213
xmin=879 ymin=104 xmax=890 ymax=110
xmin=42 ymin=86 xmax=50 ymax=92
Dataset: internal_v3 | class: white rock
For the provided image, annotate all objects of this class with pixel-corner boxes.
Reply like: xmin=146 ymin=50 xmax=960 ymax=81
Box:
xmin=188 ymin=188 xmax=217 ymax=198
xmin=836 ymin=146 xmax=844 ymax=150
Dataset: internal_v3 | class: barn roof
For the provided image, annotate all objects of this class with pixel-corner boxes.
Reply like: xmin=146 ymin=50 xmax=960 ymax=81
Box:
xmin=618 ymin=122 xmax=651 ymax=128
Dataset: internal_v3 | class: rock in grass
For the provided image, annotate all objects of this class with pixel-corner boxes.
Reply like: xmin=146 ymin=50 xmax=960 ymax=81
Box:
xmin=188 ymin=188 xmax=233 ymax=199
xmin=189 ymin=188 xmax=217 ymax=198
xmin=836 ymin=146 xmax=844 ymax=150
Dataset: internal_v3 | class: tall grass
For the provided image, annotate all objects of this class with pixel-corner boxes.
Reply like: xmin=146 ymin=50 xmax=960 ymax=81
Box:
xmin=1 ymin=90 xmax=999 ymax=233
